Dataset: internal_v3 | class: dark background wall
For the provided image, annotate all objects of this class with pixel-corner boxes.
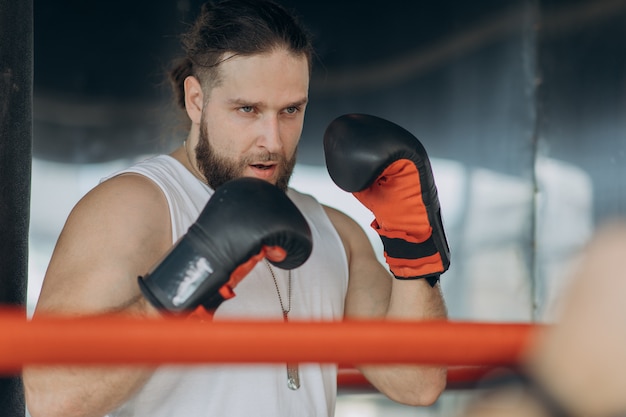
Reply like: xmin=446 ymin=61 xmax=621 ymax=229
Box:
xmin=31 ymin=0 xmax=626 ymax=219
xmin=1 ymin=0 xmax=31 ymax=415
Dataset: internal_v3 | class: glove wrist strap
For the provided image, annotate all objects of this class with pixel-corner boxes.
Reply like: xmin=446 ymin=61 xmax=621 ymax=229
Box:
xmin=392 ymin=274 xmax=440 ymax=287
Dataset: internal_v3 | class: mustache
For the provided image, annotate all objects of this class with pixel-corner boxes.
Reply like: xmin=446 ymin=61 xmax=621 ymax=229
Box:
xmin=242 ymin=152 xmax=285 ymax=164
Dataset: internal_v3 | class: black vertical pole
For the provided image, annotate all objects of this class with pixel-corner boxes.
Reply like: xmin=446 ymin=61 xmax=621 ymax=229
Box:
xmin=0 ymin=0 xmax=33 ymax=415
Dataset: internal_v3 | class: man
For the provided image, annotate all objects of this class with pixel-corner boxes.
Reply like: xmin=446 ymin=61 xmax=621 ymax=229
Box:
xmin=23 ymin=0 xmax=448 ymax=416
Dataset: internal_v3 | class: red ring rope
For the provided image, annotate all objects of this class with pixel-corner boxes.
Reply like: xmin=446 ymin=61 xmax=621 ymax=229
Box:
xmin=0 ymin=309 xmax=538 ymax=376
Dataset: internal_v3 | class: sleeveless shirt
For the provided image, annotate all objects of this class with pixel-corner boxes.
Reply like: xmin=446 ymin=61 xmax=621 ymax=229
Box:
xmin=104 ymin=155 xmax=349 ymax=417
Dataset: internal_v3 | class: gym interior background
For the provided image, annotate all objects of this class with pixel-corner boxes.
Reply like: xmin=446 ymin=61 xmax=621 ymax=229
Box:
xmin=2 ymin=0 xmax=626 ymax=415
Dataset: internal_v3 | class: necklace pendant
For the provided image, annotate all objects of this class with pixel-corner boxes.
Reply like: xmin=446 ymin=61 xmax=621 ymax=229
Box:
xmin=283 ymin=315 xmax=299 ymax=390
xmin=286 ymin=363 xmax=300 ymax=390
xmin=264 ymin=261 xmax=299 ymax=390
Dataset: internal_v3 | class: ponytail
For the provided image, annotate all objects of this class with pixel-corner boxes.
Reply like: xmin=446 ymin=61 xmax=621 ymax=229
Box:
xmin=168 ymin=57 xmax=194 ymax=110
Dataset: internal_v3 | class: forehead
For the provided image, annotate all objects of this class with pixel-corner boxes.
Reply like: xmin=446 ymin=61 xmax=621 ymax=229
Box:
xmin=211 ymin=49 xmax=310 ymax=104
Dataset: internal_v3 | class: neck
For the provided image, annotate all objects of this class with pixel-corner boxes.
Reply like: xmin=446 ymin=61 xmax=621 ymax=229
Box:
xmin=179 ymin=139 xmax=207 ymax=185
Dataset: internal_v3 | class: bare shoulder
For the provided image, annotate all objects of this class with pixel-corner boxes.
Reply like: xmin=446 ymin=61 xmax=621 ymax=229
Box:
xmin=322 ymin=205 xmax=362 ymax=238
xmin=36 ymin=173 xmax=172 ymax=315
xmin=70 ymin=173 xmax=168 ymax=227
xmin=322 ymin=205 xmax=373 ymax=255
xmin=322 ymin=205 xmax=359 ymax=253
xmin=63 ymin=173 xmax=170 ymax=248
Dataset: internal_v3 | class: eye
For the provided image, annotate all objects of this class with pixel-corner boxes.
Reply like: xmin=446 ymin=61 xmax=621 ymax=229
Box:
xmin=239 ymin=106 xmax=254 ymax=113
xmin=284 ymin=106 xmax=299 ymax=115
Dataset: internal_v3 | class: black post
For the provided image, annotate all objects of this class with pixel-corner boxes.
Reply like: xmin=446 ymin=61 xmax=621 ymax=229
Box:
xmin=0 ymin=0 xmax=33 ymax=415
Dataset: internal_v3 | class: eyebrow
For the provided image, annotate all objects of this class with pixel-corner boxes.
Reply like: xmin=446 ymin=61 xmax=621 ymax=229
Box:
xmin=227 ymin=97 xmax=309 ymax=108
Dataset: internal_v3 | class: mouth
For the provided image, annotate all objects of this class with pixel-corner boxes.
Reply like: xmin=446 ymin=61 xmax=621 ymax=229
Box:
xmin=251 ymin=163 xmax=274 ymax=170
xmin=248 ymin=162 xmax=278 ymax=180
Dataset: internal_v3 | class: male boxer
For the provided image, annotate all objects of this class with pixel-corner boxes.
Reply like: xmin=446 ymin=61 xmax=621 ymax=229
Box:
xmin=23 ymin=1 xmax=448 ymax=416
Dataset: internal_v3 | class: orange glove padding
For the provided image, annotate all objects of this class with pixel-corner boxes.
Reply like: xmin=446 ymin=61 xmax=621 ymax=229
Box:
xmin=190 ymin=246 xmax=287 ymax=321
xmin=218 ymin=245 xmax=287 ymax=300
xmin=354 ymin=159 xmax=446 ymax=279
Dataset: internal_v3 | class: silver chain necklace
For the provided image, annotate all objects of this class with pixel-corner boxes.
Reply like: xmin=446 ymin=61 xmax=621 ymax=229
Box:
xmin=186 ymin=139 xmax=299 ymax=390
xmin=264 ymin=260 xmax=300 ymax=390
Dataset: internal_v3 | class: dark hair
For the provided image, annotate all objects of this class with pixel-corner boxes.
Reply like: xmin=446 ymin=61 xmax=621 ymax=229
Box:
xmin=169 ymin=0 xmax=314 ymax=109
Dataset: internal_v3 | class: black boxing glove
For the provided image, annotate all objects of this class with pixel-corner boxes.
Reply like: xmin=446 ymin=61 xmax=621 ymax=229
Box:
xmin=138 ymin=177 xmax=312 ymax=313
xmin=324 ymin=114 xmax=449 ymax=286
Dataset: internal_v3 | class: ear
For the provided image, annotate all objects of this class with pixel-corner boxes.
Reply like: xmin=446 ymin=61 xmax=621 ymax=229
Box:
xmin=184 ymin=75 xmax=204 ymax=124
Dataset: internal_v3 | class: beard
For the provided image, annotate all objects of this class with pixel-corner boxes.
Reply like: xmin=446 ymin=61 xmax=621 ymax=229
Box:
xmin=195 ymin=122 xmax=297 ymax=192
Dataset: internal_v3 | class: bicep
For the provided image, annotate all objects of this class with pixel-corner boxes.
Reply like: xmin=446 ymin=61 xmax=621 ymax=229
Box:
xmin=35 ymin=175 xmax=172 ymax=315
xmin=323 ymin=206 xmax=392 ymax=319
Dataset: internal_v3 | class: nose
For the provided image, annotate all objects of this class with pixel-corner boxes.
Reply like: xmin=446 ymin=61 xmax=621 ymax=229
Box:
xmin=257 ymin=115 xmax=283 ymax=153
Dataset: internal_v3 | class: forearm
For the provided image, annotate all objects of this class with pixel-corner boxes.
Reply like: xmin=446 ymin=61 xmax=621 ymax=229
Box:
xmin=359 ymin=363 xmax=446 ymax=407
xmin=24 ymin=295 xmax=160 ymax=417
xmin=386 ymin=278 xmax=447 ymax=320
xmin=359 ymin=279 xmax=447 ymax=406
xmin=24 ymin=365 xmax=155 ymax=417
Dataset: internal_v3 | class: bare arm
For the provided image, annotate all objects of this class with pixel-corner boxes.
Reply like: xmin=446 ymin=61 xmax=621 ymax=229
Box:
xmin=324 ymin=206 xmax=447 ymax=407
xmin=23 ymin=174 xmax=172 ymax=417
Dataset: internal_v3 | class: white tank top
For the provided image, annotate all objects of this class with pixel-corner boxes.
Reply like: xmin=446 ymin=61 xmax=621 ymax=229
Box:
xmin=105 ymin=155 xmax=349 ymax=417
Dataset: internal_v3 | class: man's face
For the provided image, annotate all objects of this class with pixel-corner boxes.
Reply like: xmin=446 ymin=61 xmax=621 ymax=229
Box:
xmin=195 ymin=48 xmax=309 ymax=191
